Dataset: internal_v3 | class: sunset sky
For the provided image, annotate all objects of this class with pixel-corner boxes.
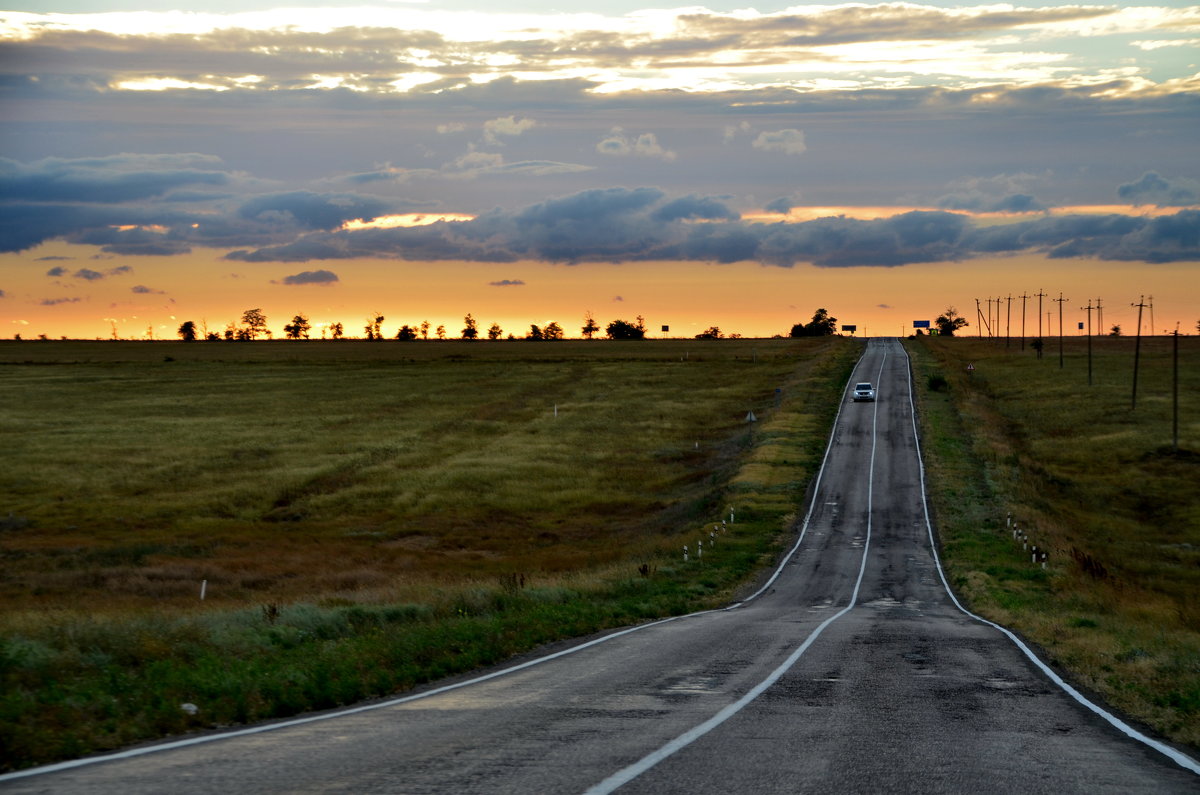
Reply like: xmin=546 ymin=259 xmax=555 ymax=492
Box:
xmin=1 ymin=0 xmax=1197 ymax=339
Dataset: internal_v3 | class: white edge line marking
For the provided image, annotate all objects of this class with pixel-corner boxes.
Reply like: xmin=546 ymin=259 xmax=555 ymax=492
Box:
xmin=0 ymin=341 xmax=874 ymax=784
xmin=899 ymin=341 xmax=1200 ymax=776
xmin=583 ymin=345 xmax=889 ymax=795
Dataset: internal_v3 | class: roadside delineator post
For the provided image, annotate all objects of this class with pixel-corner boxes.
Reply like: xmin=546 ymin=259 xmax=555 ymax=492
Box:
xmin=200 ymin=580 xmax=207 ymax=601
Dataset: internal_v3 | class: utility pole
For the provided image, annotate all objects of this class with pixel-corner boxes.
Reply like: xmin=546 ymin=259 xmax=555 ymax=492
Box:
xmin=1148 ymin=295 xmax=1155 ymax=336
xmin=1036 ymin=288 xmax=1047 ymax=342
xmin=1083 ymin=298 xmax=1096 ymax=385
xmin=1173 ymin=325 xmax=1180 ymax=450
xmin=1131 ymin=295 xmax=1147 ymax=410
xmin=1005 ymin=294 xmax=1013 ymax=349
xmin=1018 ymin=291 xmax=1030 ymax=351
xmin=1054 ymin=293 xmax=1069 ymax=368
xmin=1096 ymin=297 xmax=1103 ymax=338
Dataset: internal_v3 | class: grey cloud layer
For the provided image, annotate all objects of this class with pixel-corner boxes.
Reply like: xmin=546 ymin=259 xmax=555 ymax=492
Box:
xmin=226 ymin=187 xmax=1200 ymax=266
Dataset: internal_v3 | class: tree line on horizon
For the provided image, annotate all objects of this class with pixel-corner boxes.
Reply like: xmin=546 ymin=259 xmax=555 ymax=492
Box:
xmin=171 ymin=310 xmax=769 ymax=343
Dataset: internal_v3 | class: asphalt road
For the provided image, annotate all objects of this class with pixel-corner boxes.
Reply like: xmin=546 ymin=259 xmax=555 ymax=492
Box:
xmin=4 ymin=338 xmax=1197 ymax=793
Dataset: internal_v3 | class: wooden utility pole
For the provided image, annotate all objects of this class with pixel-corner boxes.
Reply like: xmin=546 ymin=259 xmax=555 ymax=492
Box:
xmin=1018 ymin=291 xmax=1031 ymax=351
xmin=1036 ymin=288 xmax=1047 ymax=341
xmin=1005 ymin=294 xmax=1013 ymax=349
xmin=1083 ymin=298 xmax=1096 ymax=385
xmin=1173 ymin=326 xmax=1180 ymax=450
xmin=1148 ymin=295 xmax=1156 ymax=336
xmin=1131 ymin=295 xmax=1148 ymax=409
xmin=1096 ymin=297 xmax=1103 ymax=337
xmin=1054 ymin=293 xmax=1069 ymax=368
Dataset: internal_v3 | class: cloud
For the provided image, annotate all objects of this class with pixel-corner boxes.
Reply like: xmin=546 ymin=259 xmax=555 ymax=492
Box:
xmin=131 ymin=285 xmax=165 ymax=294
xmin=483 ymin=116 xmax=536 ymax=145
xmin=278 ymin=269 xmax=339 ymax=285
xmin=489 ymin=279 xmax=525 ymax=287
xmin=596 ymin=129 xmax=676 ymax=161
xmin=1 ymin=4 xmax=1167 ymax=98
xmin=651 ymin=195 xmax=738 ymax=223
xmin=41 ymin=297 xmax=82 ymax=306
xmin=938 ymin=192 xmax=1047 ymax=213
xmin=1117 ymin=172 xmax=1200 ymax=207
xmin=0 ymin=154 xmax=228 ymax=203
xmin=752 ymin=129 xmax=807 ymax=156
xmin=0 ymin=289 xmax=6 ymax=298
xmin=224 ymin=186 xmax=1200 ymax=266
xmin=73 ymin=268 xmax=104 ymax=281
xmin=764 ymin=197 xmax=795 ymax=214
xmin=936 ymin=173 xmax=1051 ymax=213
xmin=35 ymin=255 xmax=72 ymax=261
xmin=613 ymin=295 xmax=624 ymax=302
xmin=45 ymin=266 xmax=68 ymax=277
xmin=437 ymin=122 xmax=467 ymax=134
xmin=238 ymin=191 xmax=394 ymax=230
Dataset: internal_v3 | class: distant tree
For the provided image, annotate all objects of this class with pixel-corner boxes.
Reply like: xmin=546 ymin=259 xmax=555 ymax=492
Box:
xmin=526 ymin=324 xmax=543 ymax=340
xmin=177 ymin=320 xmax=197 ymax=342
xmin=396 ymin=324 xmax=419 ymax=340
xmin=205 ymin=332 xmax=220 ymax=341
xmin=790 ymin=308 xmax=838 ymax=337
xmin=933 ymin=307 xmax=968 ymax=337
xmin=1109 ymin=324 xmax=1122 ymax=337
xmin=487 ymin=322 xmax=503 ymax=340
xmin=462 ymin=313 xmax=479 ymax=339
xmin=330 ymin=321 xmax=344 ymax=340
xmin=581 ymin=311 xmax=599 ymax=339
xmin=241 ymin=308 xmax=268 ymax=340
xmin=420 ymin=320 xmax=430 ymax=340
xmin=13 ymin=333 xmax=21 ymax=341
xmin=543 ymin=321 xmax=564 ymax=340
xmin=364 ymin=313 xmax=384 ymax=340
xmin=606 ymin=319 xmax=646 ymax=340
xmin=235 ymin=328 xmax=252 ymax=341
xmin=695 ymin=326 xmax=722 ymax=339
xmin=635 ymin=315 xmax=647 ymax=334
xmin=436 ymin=324 xmax=446 ymax=340
xmin=224 ymin=322 xmax=236 ymax=340
xmin=283 ymin=314 xmax=311 ymax=339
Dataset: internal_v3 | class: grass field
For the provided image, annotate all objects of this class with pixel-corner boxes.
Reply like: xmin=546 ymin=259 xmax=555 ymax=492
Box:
xmin=907 ymin=333 xmax=1199 ymax=750
xmin=0 ymin=337 xmax=860 ymax=769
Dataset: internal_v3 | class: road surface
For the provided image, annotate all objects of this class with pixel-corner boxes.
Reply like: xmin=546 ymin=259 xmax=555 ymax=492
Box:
xmin=4 ymin=338 xmax=1197 ymax=793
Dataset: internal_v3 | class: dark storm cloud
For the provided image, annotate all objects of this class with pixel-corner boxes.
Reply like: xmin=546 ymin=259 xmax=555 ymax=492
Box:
xmin=651 ymin=195 xmax=738 ymax=222
xmin=1117 ymin=173 xmax=1200 ymax=207
xmin=0 ymin=154 xmax=228 ymax=203
xmin=222 ymin=187 xmax=1200 ymax=266
xmin=278 ymin=269 xmax=339 ymax=285
xmin=237 ymin=191 xmax=396 ymax=230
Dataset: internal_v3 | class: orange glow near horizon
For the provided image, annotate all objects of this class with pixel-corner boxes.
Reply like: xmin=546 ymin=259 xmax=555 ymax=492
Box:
xmin=4 ymin=238 xmax=1197 ymax=342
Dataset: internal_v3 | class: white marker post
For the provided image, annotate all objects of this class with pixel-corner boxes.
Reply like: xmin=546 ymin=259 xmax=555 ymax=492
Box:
xmin=683 ymin=545 xmax=689 ymax=562
xmin=200 ymin=580 xmax=207 ymax=601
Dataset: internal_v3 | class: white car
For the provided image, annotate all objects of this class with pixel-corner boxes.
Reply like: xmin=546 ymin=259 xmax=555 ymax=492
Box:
xmin=852 ymin=382 xmax=876 ymax=402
